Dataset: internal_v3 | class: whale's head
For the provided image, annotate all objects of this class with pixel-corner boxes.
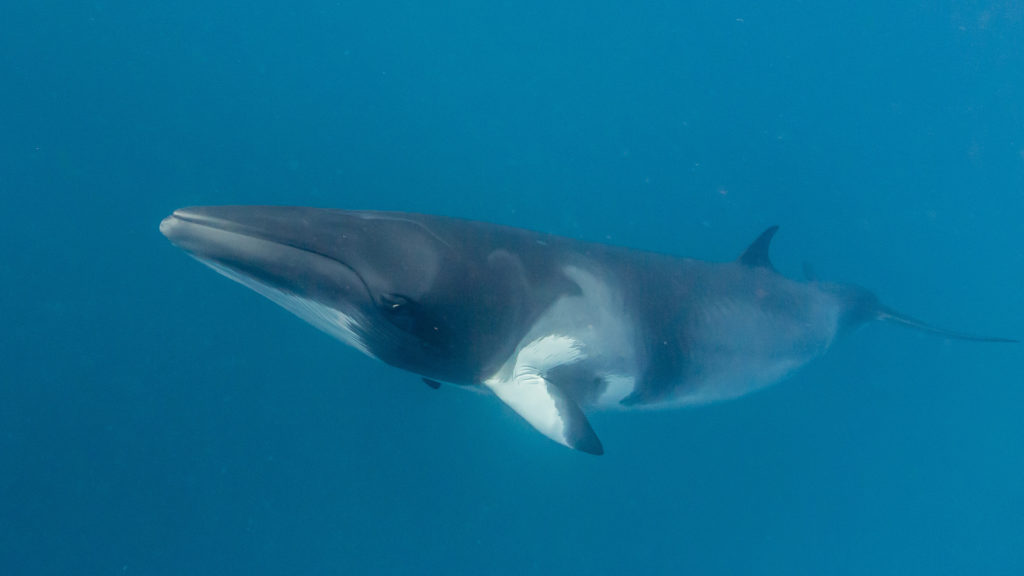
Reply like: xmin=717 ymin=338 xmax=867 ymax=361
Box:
xmin=160 ymin=205 xmax=523 ymax=381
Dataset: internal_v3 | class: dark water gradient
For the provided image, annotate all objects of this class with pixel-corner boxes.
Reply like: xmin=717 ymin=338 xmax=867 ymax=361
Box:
xmin=2 ymin=2 xmax=1022 ymax=574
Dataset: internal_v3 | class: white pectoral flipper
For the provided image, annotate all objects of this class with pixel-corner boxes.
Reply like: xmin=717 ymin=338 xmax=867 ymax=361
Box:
xmin=484 ymin=335 xmax=603 ymax=455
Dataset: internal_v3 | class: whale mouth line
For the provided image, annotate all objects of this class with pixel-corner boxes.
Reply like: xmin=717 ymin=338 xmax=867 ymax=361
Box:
xmin=160 ymin=210 xmax=377 ymax=307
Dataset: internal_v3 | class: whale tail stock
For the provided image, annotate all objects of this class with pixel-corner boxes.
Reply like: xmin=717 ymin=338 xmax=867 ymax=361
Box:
xmin=877 ymin=307 xmax=1017 ymax=343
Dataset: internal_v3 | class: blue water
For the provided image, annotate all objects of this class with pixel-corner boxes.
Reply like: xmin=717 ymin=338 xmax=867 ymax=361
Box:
xmin=3 ymin=2 xmax=1023 ymax=574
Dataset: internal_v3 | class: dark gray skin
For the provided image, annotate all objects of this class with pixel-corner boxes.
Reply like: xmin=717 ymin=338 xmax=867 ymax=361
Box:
xmin=160 ymin=206 xmax=1015 ymax=454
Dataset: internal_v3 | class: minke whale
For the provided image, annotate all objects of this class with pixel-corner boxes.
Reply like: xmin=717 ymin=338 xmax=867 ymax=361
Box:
xmin=160 ymin=206 xmax=1016 ymax=454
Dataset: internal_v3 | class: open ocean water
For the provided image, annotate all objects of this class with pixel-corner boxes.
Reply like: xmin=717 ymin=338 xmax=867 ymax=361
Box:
xmin=2 ymin=2 xmax=1023 ymax=574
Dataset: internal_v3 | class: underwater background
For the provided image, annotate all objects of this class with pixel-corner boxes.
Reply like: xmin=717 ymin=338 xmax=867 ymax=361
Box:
xmin=3 ymin=1 xmax=1023 ymax=574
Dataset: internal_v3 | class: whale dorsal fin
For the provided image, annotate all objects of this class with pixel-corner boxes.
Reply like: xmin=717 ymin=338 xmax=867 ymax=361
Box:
xmin=484 ymin=335 xmax=604 ymax=455
xmin=738 ymin=226 xmax=780 ymax=270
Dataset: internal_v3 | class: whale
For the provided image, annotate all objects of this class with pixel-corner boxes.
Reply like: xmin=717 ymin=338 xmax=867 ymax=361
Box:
xmin=159 ymin=206 xmax=1015 ymax=454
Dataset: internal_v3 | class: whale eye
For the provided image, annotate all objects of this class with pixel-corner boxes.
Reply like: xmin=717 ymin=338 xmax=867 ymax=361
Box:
xmin=379 ymin=293 xmax=420 ymax=333
xmin=380 ymin=293 xmax=414 ymax=313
